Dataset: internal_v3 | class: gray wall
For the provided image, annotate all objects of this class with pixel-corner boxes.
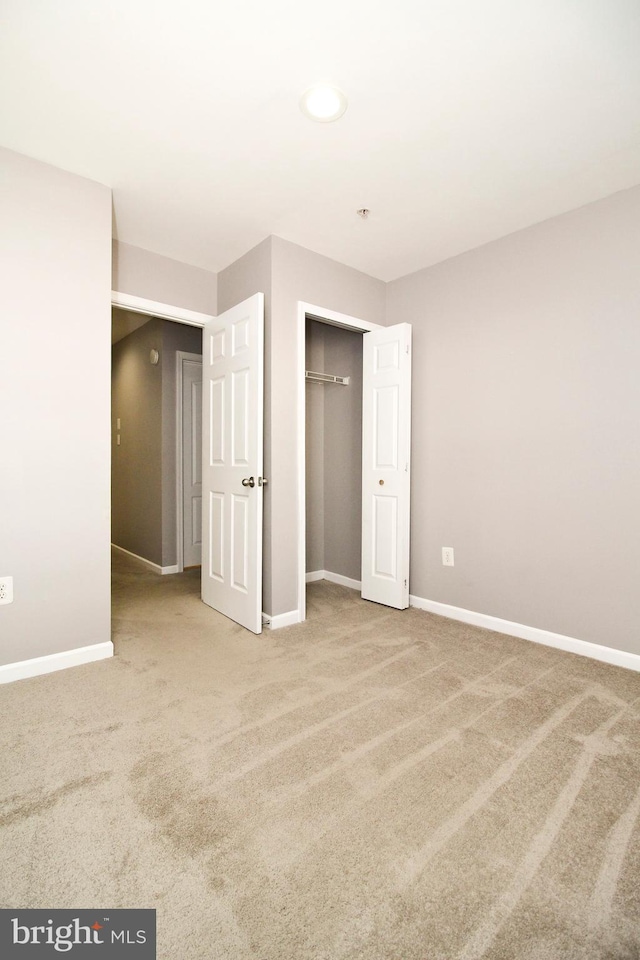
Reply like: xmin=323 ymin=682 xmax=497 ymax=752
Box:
xmin=111 ymin=317 xmax=202 ymax=568
xmin=323 ymin=324 xmax=363 ymax=581
xmin=113 ymin=240 xmax=217 ymax=315
xmin=0 ymin=147 xmax=112 ymax=667
xmin=387 ymin=184 xmax=640 ymax=655
xmin=305 ymin=321 xmax=363 ymax=581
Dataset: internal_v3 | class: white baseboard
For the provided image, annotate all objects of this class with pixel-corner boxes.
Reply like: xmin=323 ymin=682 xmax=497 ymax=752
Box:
xmin=111 ymin=543 xmax=178 ymax=575
xmin=324 ymin=570 xmax=361 ymax=591
xmin=305 ymin=570 xmax=362 ymax=591
xmin=409 ymin=595 xmax=640 ymax=674
xmin=0 ymin=641 xmax=114 ymax=685
xmin=262 ymin=610 xmax=302 ymax=630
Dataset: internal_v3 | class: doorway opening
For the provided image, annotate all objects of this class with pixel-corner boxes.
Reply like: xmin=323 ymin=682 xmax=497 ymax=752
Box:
xmin=110 ymin=292 xmax=210 ymax=583
xmin=296 ymin=302 xmax=381 ymax=622
xmin=176 ymin=351 xmax=203 ymax=572
xmin=305 ymin=317 xmax=364 ymax=609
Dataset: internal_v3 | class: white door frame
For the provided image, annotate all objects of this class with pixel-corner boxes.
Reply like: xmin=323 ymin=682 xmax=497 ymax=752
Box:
xmin=111 ymin=291 xmax=213 ymax=328
xmin=296 ymin=301 xmax=382 ymax=622
xmin=175 ymin=351 xmax=203 ymax=573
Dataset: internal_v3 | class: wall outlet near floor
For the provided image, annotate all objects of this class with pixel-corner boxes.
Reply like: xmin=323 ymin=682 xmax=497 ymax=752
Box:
xmin=442 ymin=548 xmax=454 ymax=567
xmin=0 ymin=576 xmax=14 ymax=604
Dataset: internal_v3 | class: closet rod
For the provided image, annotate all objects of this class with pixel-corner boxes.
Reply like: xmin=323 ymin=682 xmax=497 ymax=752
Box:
xmin=305 ymin=370 xmax=350 ymax=385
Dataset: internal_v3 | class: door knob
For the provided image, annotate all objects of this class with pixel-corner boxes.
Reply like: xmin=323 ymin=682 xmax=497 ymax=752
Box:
xmin=242 ymin=476 xmax=255 ymax=488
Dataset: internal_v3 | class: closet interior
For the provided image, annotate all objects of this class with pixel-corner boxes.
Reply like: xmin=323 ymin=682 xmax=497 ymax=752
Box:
xmin=305 ymin=318 xmax=364 ymax=596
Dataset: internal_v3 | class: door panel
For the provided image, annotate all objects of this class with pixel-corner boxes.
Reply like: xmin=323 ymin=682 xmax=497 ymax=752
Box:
xmin=182 ymin=359 xmax=203 ymax=568
xmin=362 ymin=323 xmax=411 ymax=609
xmin=231 ymin=494 xmax=250 ymax=591
xmin=373 ymin=494 xmax=398 ymax=579
xmin=374 ymin=385 xmax=399 ymax=468
xmin=209 ymin=492 xmax=224 ymax=581
xmin=232 ymin=368 xmax=250 ymax=463
xmin=201 ymin=293 xmax=264 ymax=633
xmin=210 ymin=378 xmax=224 ymax=463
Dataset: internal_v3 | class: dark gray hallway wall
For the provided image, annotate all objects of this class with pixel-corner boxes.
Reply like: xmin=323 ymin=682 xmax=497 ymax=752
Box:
xmin=111 ymin=319 xmax=164 ymax=565
xmin=112 ymin=318 xmax=202 ymax=569
xmin=386 ymin=184 xmax=640 ymax=655
xmin=161 ymin=320 xmax=203 ymax=567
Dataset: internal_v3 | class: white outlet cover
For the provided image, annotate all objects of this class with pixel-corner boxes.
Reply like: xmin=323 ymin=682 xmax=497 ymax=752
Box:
xmin=442 ymin=548 xmax=455 ymax=566
xmin=0 ymin=576 xmax=14 ymax=604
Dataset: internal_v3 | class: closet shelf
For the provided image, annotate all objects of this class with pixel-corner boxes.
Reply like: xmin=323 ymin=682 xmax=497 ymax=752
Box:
xmin=305 ymin=370 xmax=350 ymax=385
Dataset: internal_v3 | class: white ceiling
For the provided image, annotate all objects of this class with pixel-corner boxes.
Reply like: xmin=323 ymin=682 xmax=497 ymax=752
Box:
xmin=2 ymin=1 xmax=639 ymax=282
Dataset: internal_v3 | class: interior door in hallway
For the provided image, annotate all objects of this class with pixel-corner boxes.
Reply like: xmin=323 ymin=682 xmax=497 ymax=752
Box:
xmin=181 ymin=356 xmax=203 ymax=567
xmin=201 ymin=293 xmax=264 ymax=633
xmin=361 ymin=322 xmax=412 ymax=609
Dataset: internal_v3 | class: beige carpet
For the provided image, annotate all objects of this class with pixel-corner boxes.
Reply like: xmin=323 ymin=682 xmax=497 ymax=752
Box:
xmin=1 ymin=550 xmax=640 ymax=959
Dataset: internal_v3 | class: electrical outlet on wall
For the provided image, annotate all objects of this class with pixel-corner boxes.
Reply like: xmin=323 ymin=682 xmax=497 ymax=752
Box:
xmin=0 ymin=576 xmax=14 ymax=604
xmin=442 ymin=548 xmax=454 ymax=567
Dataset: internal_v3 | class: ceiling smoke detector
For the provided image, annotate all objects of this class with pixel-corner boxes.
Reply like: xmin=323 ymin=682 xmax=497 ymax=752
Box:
xmin=300 ymin=84 xmax=348 ymax=122
xmin=356 ymin=208 xmax=370 ymax=219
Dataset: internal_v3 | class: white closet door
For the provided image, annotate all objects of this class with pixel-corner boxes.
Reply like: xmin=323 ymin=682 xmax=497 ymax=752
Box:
xmin=361 ymin=323 xmax=412 ymax=609
xmin=201 ymin=293 xmax=264 ymax=633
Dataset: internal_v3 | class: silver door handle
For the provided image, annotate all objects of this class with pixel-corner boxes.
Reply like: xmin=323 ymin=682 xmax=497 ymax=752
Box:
xmin=242 ymin=476 xmax=255 ymax=488
xmin=258 ymin=477 xmax=268 ymax=486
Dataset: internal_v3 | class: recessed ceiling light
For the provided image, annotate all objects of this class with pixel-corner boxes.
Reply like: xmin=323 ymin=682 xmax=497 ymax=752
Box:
xmin=300 ymin=84 xmax=348 ymax=122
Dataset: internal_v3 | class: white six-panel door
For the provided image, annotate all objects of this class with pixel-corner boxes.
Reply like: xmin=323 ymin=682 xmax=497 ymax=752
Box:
xmin=201 ymin=293 xmax=264 ymax=633
xmin=361 ymin=323 xmax=412 ymax=609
